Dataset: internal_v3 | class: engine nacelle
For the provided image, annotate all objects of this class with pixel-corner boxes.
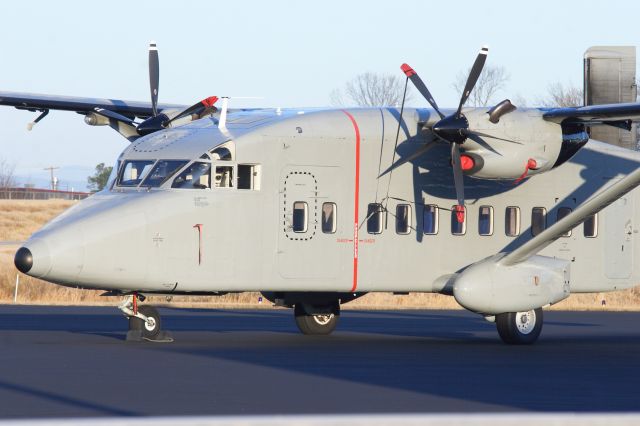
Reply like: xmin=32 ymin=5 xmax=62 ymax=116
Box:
xmin=458 ymin=108 xmax=568 ymax=180
xmin=452 ymin=254 xmax=571 ymax=314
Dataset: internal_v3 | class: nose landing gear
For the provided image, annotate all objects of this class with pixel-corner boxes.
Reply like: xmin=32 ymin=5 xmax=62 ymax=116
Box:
xmin=118 ymin=294 xmax=173 ymax=342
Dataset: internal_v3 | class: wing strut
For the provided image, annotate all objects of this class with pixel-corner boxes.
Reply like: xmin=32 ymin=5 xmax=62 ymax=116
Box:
xmin=501 ymin=165 xmax=640 ymax=266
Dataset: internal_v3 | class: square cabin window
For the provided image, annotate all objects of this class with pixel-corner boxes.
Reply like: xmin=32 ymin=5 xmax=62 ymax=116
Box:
xmin=584 ymin=214 xmax=598 ymax=238
xmin=367 ymin=203 xmax=384 ymax=234
xmin=423 ymin=205 xmax=439 ymax=235
xmin=396 ymin=204 xmax=411 ymax=235
xmin=557 ymin=207 xmax=572 ymax=237
xmin=292 ymin=202 xmax=308 ymax=233
xmin=322 ymin=202 xmax=337 ymax=234
xmin=451 ymin=206 xmax=467 ymax=235
xmin=505 ymin=206 xmax=520 ymax=237
xmin=531 ymin=207 xmax=547 ymax=237
xmin=478 ymin=206 xmax=493 ymax=236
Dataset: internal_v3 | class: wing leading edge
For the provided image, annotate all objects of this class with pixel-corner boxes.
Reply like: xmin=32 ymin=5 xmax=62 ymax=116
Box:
xmin=0 ymin=90 xmax=186 ymax=119
xmin=542 ymin=102 xmax=640 ymax=129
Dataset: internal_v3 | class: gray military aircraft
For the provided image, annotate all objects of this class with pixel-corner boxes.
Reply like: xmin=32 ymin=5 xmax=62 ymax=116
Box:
xmin=4 ymin=43 xmax=640 ymax=344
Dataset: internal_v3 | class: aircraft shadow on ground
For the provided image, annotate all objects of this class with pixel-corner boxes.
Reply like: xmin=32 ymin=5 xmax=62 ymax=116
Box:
xmin=153 ymin=309 xmax=640 ymax=412
xmin=2 ymin=307 xmax=639 ymax=412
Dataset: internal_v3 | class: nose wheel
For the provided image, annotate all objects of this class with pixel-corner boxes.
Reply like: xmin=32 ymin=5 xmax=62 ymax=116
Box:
xmin=118 ymin=294 xmax=173 ymax=342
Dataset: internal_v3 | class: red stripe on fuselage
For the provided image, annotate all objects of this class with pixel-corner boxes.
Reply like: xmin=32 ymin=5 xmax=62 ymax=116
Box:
xmin=342 ymin=110 xmax=360 ymax=292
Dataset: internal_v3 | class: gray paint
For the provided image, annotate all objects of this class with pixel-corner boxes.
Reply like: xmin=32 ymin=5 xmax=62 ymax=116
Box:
xmin=17 ymin=107 xmax=640 ymax=311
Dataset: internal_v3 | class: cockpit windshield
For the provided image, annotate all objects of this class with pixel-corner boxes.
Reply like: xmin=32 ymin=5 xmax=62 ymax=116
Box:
xmin=118 ymin=160 xmax=155 ymax=187
xmin=141 ymin=160 xmax=188 ymax=188
xmin=172 ymin=162 xmax=212 ymax=189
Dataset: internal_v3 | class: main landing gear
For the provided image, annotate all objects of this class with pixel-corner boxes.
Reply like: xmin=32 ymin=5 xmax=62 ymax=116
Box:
xmin=294 ymin=303 xmax=340 ymax=335
xmin=495 ymin=308 xmax=543 ymax=345
xmin=118 ymin=294 xmax=173 ymax=342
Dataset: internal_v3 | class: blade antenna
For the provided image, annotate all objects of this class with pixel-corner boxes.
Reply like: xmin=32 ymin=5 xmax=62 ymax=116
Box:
xmin=149 ymin=41 xmax=159 ymax=117
xmin=383 ymin=75 xmax=410 ymax=210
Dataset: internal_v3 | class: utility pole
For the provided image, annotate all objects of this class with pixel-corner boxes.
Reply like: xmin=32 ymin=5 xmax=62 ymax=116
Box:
xmin=43 ymin=166 xmax=60 ymax=190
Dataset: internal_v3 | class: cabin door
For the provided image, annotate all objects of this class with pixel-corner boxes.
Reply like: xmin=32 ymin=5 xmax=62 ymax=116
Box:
xmin=277 ymin=166 xmax=345 ymax=281
xmin=604 ymin=196 xmax=634 ymax=279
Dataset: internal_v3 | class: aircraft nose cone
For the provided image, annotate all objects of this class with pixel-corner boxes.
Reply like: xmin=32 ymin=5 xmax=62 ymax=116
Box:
xmin=14 ymin=247 xmax=33 ymax=273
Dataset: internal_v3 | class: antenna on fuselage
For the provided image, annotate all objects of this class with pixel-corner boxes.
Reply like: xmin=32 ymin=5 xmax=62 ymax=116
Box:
xmin=218 ymin=97 xmax=229 ymax=132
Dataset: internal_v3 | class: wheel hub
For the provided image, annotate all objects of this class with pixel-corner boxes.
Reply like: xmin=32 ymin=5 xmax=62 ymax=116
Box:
xmin=515 ymin=310 xmax=536 ymax=335
xmin=145 ymin=317 xmax=157 ymax=332
xmin=313 ymin=314 xmax=334 ymax=326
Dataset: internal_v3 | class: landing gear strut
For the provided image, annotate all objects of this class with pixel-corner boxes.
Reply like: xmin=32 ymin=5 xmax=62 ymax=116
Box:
xmin=294 ymin=303 xmax=340 ymax=335
xmin=496 ymin=308 xmax=543 ymax=345
xmin=118 ymin=294 xmax=173 ymax=342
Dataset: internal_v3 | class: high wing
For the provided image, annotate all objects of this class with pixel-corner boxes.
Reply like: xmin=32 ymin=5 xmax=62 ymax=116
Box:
xmin=542 ymin=102 xmax=640 ymax=129
xmin=500 ymin=163 xmax=640 ymax=266
xmin=0 ymin=90 xmax=186 ymax=119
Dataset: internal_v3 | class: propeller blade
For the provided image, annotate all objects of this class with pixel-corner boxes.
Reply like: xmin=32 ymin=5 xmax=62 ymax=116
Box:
xmin=149 ymin=41 xmax=159 ymax=117
xmin=456 ymin=46 xmax=489 ymax=117
xmin=93 ymin=108 xmax=136 ymax=126
xmin=165 ymin=96 xmax=219 ymax=126
xmin=401 ymin=64 xmax=445 ymax=119
xmin=463 ymin=129 xmax=522 ymax=145
xmin=378 ymin=141 xmax=438 ymax=178
xmin=451 ymin=144 xmax=465 ymax=207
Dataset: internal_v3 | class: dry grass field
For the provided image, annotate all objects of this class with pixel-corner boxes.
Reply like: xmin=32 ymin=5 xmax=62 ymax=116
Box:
xmin=1 ymin=199 xmax=639 ymax=310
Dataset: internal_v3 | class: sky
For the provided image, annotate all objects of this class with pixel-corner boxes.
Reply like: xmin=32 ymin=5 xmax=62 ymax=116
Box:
xmin=0 ymin=0 xmax=639 ymax=191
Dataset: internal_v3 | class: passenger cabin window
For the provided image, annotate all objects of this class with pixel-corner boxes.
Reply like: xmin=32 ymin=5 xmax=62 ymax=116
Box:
xmin=172 ymin=162 xmax=211 ymax=189
xmin=423 ymin=205 xmax=439 ymax=235
xmin=214 ymin=166 xmax=234 ymax=188
xmin=531 ymin=207 xmax=547 ymax=236
xmin=557 ymin=207 xmax=572 ymax=237
xmin=367 ymin=203 xmax=384 ymax=234
xmin=584 ymin=214 xmax=598 ymax=238
xmin=505 ymin=206 xmax=520 ymax=237
xmin=396 ymin=204 xmax=411 ymax=235
xmin=478 ymin=206 xmax=493 ymax=236
xmin=118 ymin=160 xmax=154 ymax=187
xmin=292 ymin=202 xmax=308 ymax=233
xmin=237 ymin=164 xmax=261 ymax=190
xmin=451 ymin=206 xmax=467 ymax=235
xmin=322 ymin=202 xmax=337 ymax=234
xmin=142 ymin=160 xmax=188 ymax=188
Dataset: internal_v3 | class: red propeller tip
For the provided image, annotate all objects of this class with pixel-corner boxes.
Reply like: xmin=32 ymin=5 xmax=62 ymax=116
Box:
xmin=454 ymin=205 xmax=465 ymax=224
xmin=401 ymin=63 xmax=416 ymax=77
xmin=201 ymin=96 xmax=219 ymax=108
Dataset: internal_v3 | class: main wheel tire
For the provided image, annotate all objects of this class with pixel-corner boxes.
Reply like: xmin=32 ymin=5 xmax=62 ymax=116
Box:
xmin=496 ymin=308 xmax=543 ymax=345
xmin=294 ymin=303 xmax=339 ymax=335
xmin=129 ymin=305 xmax=162 ymax=340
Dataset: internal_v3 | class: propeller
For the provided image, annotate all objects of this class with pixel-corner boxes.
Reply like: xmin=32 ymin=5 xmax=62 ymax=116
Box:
xmin=107 ymin=41 xmax=219 ymax=136
xmin=149 ymin=41 xmax=159 ymax=117
xmin=399 ymin=46 xmax=491 ymax=222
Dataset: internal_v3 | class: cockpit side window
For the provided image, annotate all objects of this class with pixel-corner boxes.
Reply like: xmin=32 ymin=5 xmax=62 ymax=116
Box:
xmin=172 ymin=162 xmax=212 ymax=189
xmin=214 ymin=166 xmax=234 ymax=188
xmin=118 ymin=160 xmax=155 ymax=187
xmin=210 ymin=147 xmax=232 ymax=161
xmin=142 ymin=160 xmax=188 ymax=188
